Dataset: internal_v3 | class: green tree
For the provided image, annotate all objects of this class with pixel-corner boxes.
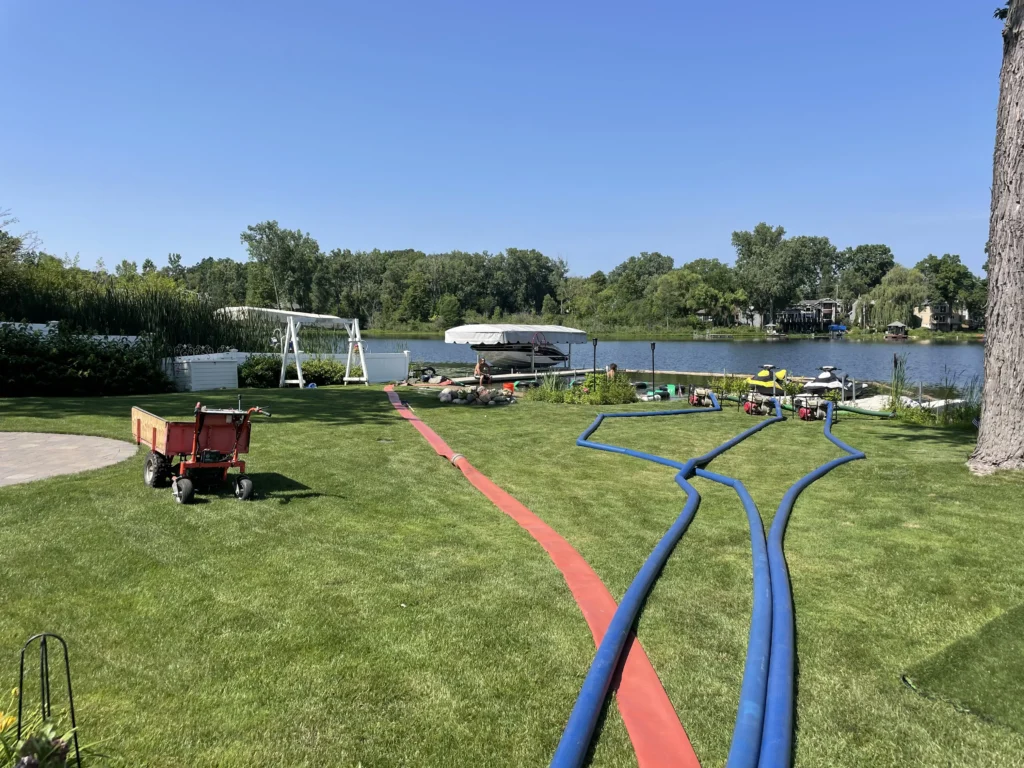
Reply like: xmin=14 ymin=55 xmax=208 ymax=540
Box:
xmin=607 ymin=252 xmax=674 ymax=302
xmin=398 ymin=270 xmax=432 ymax=323
xmin=865 ymin=266 xmax=930 ymax=328
xmin=541 ymin=293 xmax=559 ymax=321
xmin=838 ymin=244 xmax=895 ymax=301
xmin=435 ymin=293 xmax=462 ymax=328
xmin=914 ymin=253 xmax=973 ymax=308
xmin=141 ymin=258 xmax=157 ymax=275
xmin=115 ymin=259 xmax=138 ymax=281
xmin=240 ymin=221 xmax=321 ymax=310
xmin=732 ymin=223 xmax=790 ymax=322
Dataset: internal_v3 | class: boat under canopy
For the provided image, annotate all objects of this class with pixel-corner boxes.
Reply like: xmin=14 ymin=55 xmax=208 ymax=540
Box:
xmin=444 ymin=324 xmax=588 ymax=370
xmin=444 ymin=324 xmax=588 ymax=346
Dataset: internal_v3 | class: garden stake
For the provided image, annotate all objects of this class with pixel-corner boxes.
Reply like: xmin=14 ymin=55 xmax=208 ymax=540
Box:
xmin=17 ymin=633 xmax=82 ymax=768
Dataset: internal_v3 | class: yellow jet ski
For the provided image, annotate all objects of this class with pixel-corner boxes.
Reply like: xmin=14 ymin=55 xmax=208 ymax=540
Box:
xmin=744 ymin=367 xmax=787 ymax=395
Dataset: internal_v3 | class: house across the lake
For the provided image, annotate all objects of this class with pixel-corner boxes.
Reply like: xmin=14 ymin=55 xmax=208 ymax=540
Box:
xmin=775 ymin=298 xmax=843 ymax=332
xmin=913 ymin=301 xmax=965 ymax=332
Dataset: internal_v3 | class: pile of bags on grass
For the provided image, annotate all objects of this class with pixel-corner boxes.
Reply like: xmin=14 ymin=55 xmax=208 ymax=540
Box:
xmin=438 ymin=385 xmax=515 ymax=406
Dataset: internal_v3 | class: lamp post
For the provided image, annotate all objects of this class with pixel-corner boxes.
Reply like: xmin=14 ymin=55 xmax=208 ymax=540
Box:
xmin=592 ymin=337 xmax=598 ymax=383
xmin=651 ymin=342 xmax=656 ymax=394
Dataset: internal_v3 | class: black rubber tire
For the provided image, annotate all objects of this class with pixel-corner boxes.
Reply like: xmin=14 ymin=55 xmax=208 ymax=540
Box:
xmin=234 ymin=475 xmax=254 ymax=501
xmin=143 ymin=451 xmax=171 ymax=488
xmin=173 ymin=477 xmax=195 ymax=505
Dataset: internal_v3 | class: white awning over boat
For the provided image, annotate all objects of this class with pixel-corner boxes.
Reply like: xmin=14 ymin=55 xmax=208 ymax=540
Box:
xmin=444 ymin=324 xmax=588 ymax=345
xmin=217 ymin=306 xmax=352 ymax=329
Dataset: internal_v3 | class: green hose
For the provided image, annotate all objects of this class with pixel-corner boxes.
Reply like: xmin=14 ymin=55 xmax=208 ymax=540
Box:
xmin=836 ymin=403 xmax=895 ymax=417
xmin=720 ymin=393 xmax=893 ymax=418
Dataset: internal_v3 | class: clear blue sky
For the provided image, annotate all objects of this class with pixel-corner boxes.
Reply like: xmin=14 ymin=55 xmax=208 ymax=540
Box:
xmin=0 ymin=1 xmax=1001 ymax=275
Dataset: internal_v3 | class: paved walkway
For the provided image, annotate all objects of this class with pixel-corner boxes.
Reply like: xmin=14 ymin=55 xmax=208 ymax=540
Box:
xmin=0 ymin=432 xmax=138 ymax=487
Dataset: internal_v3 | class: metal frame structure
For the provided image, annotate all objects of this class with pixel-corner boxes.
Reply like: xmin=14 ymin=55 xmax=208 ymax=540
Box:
xmin=217 ymin=307 xmax=369 ymax=387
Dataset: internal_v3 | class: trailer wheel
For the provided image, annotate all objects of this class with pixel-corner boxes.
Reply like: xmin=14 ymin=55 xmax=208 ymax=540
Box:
xmin=233 ymin=475 xmax=254 ymax=501
xmin=173 ymin=477 xmax=195 ymax=505
xmin=143 ymin=451 xmax=171 ymax=488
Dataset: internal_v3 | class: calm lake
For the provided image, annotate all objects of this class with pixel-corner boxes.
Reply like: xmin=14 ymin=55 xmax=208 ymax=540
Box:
xmin=365 ymin=337 xmax=985 ymax=385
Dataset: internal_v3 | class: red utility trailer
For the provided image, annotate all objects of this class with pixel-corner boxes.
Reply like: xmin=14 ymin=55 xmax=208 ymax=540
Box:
xmin=131 ymin=401 xmax=270 ymax=504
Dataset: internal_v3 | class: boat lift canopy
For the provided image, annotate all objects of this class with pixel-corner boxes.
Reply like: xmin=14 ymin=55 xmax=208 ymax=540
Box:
xmin=217 ymin=307 xmax=368 ymax=387
xmin=444 ymin=324 xmax=588 ymax=346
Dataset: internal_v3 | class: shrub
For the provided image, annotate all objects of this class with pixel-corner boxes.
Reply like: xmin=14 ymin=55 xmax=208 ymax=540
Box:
xmin=0 ymin=325 xmax=173 ymax=397
xmin=239 ymin=355 xmax=354 ymax=388
xmin=523 ymin=372 xmax=636 ymax=406
xmin=238 ymin=354 xmax=281 ymax=389
xmin=299 ymin=358 xmax=347 ymax=386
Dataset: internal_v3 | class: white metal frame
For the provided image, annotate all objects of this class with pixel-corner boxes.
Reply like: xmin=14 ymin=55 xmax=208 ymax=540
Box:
xmin=216 ymin=307 xmax=370 ymax=387
xmin=343 ymin=318 xmax=369 ymax=385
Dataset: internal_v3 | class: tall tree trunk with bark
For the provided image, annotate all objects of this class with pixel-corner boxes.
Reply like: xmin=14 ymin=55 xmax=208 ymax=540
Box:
xmin=970 ymin=2 xmax=1024 ymax=474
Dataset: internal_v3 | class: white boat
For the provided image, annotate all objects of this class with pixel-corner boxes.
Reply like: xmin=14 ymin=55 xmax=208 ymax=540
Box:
xmin=444 ymin=323 xmax=588 ymax=371
xmin=801 ymin=366 xmax=866 ymax=397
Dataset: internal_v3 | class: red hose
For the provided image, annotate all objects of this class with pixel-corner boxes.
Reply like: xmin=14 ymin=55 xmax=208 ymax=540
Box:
xmin=384 ymin=387 xmax=699 ymax=768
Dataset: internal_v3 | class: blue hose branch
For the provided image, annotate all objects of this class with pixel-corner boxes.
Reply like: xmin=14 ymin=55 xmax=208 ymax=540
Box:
xmin=552 ymin=396 xmax=785 ymax=768
xmin=757 ymin=402 xmax=865 ymax=768
xmin=695 ymin=468 xmax=773 ymax=768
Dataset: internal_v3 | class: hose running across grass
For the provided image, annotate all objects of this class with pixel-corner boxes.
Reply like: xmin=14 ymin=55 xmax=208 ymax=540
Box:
xmin=553 ymin=395 xmax=786 ymax=768
xmin=757 ymin=401 xmax=865 ymax=768
xmin=382 ymin=387 xmax=700 ymax=768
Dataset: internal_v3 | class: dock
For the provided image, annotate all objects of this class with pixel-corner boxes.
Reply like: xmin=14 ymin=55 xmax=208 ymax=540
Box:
xmin=449 ymin=368 xmax=774 ymax=386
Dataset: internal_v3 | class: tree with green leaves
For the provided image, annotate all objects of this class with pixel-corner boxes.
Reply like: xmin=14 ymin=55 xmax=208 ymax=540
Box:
xmin=972 ymin=1 xmax=1024 ymax=472
xmin=837 ymin=244 xmax=895 ymax=301
xmin=434 ymin=293 xmax=462 ymax=328
xmin=732 ymin=222 xmax=792 ymax=323
xmin=865 ymin=265 xmax=930 ymax=328
xmin=240 ymin=221 xmax=321 ymax=310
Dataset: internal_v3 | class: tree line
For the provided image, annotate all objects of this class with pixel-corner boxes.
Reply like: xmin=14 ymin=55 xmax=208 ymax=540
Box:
xmin=1 ymin=212 xmax=987 ymax=333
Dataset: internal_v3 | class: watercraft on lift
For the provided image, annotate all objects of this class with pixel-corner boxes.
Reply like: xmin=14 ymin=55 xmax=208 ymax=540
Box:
xmin=801 ymin=366 xmax=866 ymax=397
xmin=443 ymin=323 xmax=588 ymax=371
xmin=744 ymin=365 xmax=788 ymax=395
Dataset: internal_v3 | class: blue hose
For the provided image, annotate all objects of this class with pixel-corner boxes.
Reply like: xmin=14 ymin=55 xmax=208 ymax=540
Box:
xmin=695 ymin=468 xmax=773 ymax=768
xmin=757 ymin=402 xmax=865 ymax=768
xmin=552 ymin=396 xmax=784 ymax=768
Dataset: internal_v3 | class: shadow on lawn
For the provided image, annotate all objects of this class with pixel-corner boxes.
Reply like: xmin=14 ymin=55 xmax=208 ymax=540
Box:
xmin=195 ymin=472 xmax=339 ymax=504
xmin=870 ymin=422 xmax=977 ymax=451
xmin=0 ymin=387 xmax=399 ymax=428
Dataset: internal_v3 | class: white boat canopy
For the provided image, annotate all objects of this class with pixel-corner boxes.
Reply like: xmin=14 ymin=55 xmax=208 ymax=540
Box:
xmin=444 ymin=324 xmax=588 ymax=346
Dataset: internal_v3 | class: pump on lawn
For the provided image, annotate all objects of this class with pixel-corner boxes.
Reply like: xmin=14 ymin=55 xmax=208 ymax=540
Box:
xmin=794 ymin=395 xmax=830 ymax=421
xmin=742 ymin=392 xmax=775 ymax=416
xmin=688 ymin=386 xmax=715 ymax=407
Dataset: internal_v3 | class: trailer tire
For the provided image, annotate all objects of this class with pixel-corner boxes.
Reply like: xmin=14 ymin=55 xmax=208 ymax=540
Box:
xmin=234 ymin=475 xmax=254 ymax=501
xmin=173 ymin=477 xmax=195 ymax=505
xmin=144 ymin=451 xmax=171 ymax=488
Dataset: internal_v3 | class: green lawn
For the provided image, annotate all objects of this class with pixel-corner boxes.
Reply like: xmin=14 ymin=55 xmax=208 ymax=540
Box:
xmin=1 ymin=388 xmax=1022 ymax=767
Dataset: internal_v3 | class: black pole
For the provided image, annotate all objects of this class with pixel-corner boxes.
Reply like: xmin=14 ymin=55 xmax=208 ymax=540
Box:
xmin=650 ymin=342 xmax=656 ymax=394
xmin=592 ymin=337 xmax=598 ymax=383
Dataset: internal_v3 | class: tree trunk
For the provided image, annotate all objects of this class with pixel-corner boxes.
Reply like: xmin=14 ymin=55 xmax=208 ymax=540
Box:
xmin=970 ymin=2 xmax=1024 ymax=474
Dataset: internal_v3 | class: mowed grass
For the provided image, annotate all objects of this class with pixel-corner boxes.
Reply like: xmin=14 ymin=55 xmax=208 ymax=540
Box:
xmin=406 ymin=392 xmax=1024 ymax=767
xmin=0 ymin=389 xmax=622 ymax=767
xmin=905 ymin=603 xmax=1024 ymax=735
xmin=2 ymin=388 xmax=1023 ymax=767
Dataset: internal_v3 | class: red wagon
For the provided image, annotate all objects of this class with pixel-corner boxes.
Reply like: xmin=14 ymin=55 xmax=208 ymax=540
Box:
xmin=131 ymin=401 xmax=270 ymax=504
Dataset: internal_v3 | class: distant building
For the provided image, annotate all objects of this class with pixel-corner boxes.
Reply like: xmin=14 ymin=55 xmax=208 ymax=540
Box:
xmin=775 ymin=298 xmax=843 ymax=332
xmin=914 ymin=301 xmax=964 ymax=332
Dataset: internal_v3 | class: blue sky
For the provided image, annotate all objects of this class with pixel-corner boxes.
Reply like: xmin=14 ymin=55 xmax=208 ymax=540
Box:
xmin=0 ymin=1 xmax=1001 ymax=275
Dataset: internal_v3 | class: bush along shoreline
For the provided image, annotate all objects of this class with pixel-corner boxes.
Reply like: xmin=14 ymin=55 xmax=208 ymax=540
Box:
xmin=0 ymin=324 xmax=173 ymax=397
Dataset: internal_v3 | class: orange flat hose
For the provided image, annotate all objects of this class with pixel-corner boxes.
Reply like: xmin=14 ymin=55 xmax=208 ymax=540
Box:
xmin=384 ymin=387 xmax=700 ymax=768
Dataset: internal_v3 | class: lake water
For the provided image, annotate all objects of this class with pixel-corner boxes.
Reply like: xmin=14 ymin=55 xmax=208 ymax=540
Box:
xmin=364 ymin=337 xmax=985 ymax=385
